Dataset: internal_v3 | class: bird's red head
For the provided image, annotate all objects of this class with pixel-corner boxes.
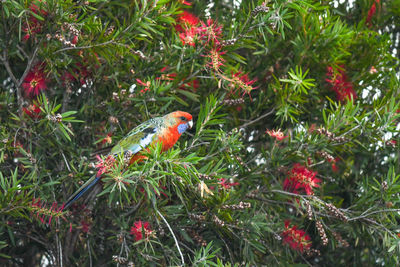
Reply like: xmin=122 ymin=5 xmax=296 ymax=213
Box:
xmin=165 ymin=111 xmax=193 ymax=134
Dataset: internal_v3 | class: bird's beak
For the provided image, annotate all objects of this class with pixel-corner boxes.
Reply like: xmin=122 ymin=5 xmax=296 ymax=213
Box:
xmin=188 ymin=120 xmax=193 ymax=129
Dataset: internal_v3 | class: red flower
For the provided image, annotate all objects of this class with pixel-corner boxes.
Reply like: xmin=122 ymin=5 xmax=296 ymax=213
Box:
xmin=283 ymin=164 xmax=321 ymax=195
xmin=22 ymin=63 xmax=48 ymax=96
xmin=130 ymin=220 xmax=152 ymax=241
xmin=230 ymin=71 xmax=258 ymax=99
xmin=369 ymin=66 xmax=377 ymax=74
xmin=157 ymin=67 xmax=198 ymax=91
xmin=204 ymin=47 xmax=226 ymax=72
xmin=30 ymin=198 xmax=65 ymax=225
xmin=198 ymin=19 xmax=223 ymax=45
xmin=179 ymin=27 xmax=198 ymax=47
xmin=218 ymin=178 xmax=239 ymax=189
xmin=71 ymin=35 xmax=79 ymax=45
xmin=29 ymin=1 xmax=48 ymax=16
xmin=158 ymin=67 xmax=176 ymax=81
xmin=136 ymin=78 xmax=150 ymax=93
xmin=176 ymin=11 xmax=200 ymax=28
xmin=266 ymin=129 xmax=287 ymax=141
xmin=282 ymin=220 xmax=312 ymax=252
xmin=22 ymin=1 xmax=48 ymax=41
xmin=386 ymin=140 xmax=397 ymax=147
xmin=180 ymin=0 xmax=192 ymax=5
xmin=95 ymin=155 xmax=116 ymax=176
xmin=183 ymin=78 xmax=199 ymax=91
xmin=62 ymin=71 xmax=76 ymax=83
xmin=326 ymin=66 xmax=357 ymax=102
xmin=366 ymin=0 xmax=379 ymax=25
xmin=80 ymin=220 xmax=91 ymax=233
xmin=23 ymin=104 xmax=42 ymax=119
xmin=331 ymin=157 xmax=340 ymax=172
xmin=101 ymin=133 xmax=112 ymax=145
xmin=75 ymin=62 xmax=91 ymax=85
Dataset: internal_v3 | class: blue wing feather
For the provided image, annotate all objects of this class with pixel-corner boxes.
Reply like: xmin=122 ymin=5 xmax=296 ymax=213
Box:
xmin=64 ymin=175 xmax=101 ymax=209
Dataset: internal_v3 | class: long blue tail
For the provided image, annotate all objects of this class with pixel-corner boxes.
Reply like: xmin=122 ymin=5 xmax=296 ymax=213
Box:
xmin=64 ymin=175 xmax=101 ymax=209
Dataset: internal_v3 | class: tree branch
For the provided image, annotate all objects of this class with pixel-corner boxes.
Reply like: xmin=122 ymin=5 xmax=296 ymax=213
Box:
xmin=156 ymin=209 xmax=185 ymax=266
xmin=238 ymin=108 xmax=276 ymax=129
xmin=348 ymin=209 xmax=400 ymax=221
xmin=54 ymin=40 xmax=116 ymax=53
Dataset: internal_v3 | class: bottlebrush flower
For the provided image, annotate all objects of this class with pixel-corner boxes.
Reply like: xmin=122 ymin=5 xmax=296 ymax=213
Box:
xmin=331 ymin=157 xmax=340 ymax=172
xmin=230 ymin=71 xmax=258 ymax=99
xmin=386 ymin=140 xmax=397 ymax=147
xmin=179 ymin=0 xmax=192 ymax=5
xmin=62 ymin=71 xmax=76 ymax=84
xmin=157 ymin=67 xmax=199 ymax=91
xmin=22 ymin=63 xmax=48 ymax=96
xmin=130 ymin=221 xmax=153 ymax=241
xmin=30 ymin=198 xmax=66 ymax=225
xmin=366 ymin=0 xmax=380 ymax=25
xmin=23 ymin=104 xmax=42 ymax=119
xmin=158 ymin=66 xmax=176 ymax=81
xmin=22 ymin=1 xmax=48 ymax=41
xmin=266 ymin=129 xmax=287 ymax=141
xmin=282 ymin=220 xmax=312 ymax=252
xmin=198 ymin=19 xmax=223 ymax=45
xmin=101 ymin=133 xmax=112 ymax=145
xmin=283 ymin=164 xmax=321 ymax=195
xmin=204 ymin=47 xmax=226 ymax=72
xmin=369 ymin=66 xmax=377 ymax=74
xmin=80 ymin=219 xmax=91 ymax=233
xmin=326 ymin=66 xmax=357 ymax=102
xmin=95 ymin=155 xmax=116 ymax=176
xmin=71 ymin=35 xmax=79 ymax=45
xmin=183 ymin=78 xmax=199 ymax=91
xmin=176 ymin=11 xmax=200 ymax=28
xmin=136 ymin=78 xmax=150 ymax=93
xmin=29 ymin=1 xmax=48 ymax=16
xmin=218 ymin=178 xmax=239 ymax=189
xmin=179 ymin=27 xmax=198 ymax=47
xmin=75 ymin=62 xmax=91 ymax=86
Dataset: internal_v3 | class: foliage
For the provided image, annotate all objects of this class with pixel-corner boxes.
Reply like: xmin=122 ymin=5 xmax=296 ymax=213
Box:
xmin=1 ymin=0 xmax=400 ymax=266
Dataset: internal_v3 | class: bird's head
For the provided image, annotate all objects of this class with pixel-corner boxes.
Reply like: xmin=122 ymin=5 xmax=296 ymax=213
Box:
xmin=166 ymin=111 xmax=193 ymax=134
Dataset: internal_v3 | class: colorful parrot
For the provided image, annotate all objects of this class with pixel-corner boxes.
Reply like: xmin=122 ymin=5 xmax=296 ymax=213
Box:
xmin=64 ymin=111 xmax=193 ymax=209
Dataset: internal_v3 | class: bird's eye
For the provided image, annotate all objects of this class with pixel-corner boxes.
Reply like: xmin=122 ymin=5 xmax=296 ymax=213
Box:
xmin=180 ymin=116 xmax=187 ymax=121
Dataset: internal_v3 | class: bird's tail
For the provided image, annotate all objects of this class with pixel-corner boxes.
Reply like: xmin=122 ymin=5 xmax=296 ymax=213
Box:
xmin=64 ymin=174 xmax=101 ymax=210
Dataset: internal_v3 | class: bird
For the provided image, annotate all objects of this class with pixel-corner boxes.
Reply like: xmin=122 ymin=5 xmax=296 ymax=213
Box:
xmin=64 ymin=111 xmax=193 ymax=209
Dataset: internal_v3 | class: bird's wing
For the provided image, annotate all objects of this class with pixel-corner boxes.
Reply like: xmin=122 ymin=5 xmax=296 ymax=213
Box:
xmin=110 ymin=118 xmax=160 ymax=156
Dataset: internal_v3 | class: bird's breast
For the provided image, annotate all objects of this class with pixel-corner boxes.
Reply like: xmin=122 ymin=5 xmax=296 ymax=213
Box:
xmin=157 ymin=126 xmax=181 ymax=151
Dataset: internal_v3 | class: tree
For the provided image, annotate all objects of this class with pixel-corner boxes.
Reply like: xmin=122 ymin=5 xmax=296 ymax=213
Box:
xmin=1 ymin=0 xmax=399 ymax=266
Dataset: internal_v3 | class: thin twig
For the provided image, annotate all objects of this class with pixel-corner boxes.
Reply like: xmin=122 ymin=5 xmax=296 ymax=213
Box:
xmin=238 ymin=108 xmax=276 ymax=129
xmin=59 ymin=237 xmax=63 ymax=267
xmin=50 ymin=175 xmax=63 ymax=267
xmin=337 ymin=124 xmax=361 ymax=139
xmin=61 ymin=151 xmax=71 ymax=172
xmin=16 ymin=44 xmax=29 ymax=59
xmin=87 ymin=239 xmax=92 ymax=267
xmin=123 ymin=199 xmax=144 ymax=217
xmin=2 ymin=50 xmax=22 ymax=108
xmin=156 ymin=209 xmax=185 ymax=266
xmin=348 ymin=209 xmax=400 ymax=221
xmin=54 ymin=40 xmax=115 ymax=53
xmin=18 ymin=45 xmax=40 ymax=87
xmin=217 ymin=232 xmax=234 ymax=264
xmin=360 ymin=217 xmax=397 ymax=239
xmin=269 ymin=189 xmax=317 ymax=199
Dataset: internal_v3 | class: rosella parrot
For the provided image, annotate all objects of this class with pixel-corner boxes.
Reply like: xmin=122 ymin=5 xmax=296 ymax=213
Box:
xmin=64 ymin=111 xmax=193 ymax=209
